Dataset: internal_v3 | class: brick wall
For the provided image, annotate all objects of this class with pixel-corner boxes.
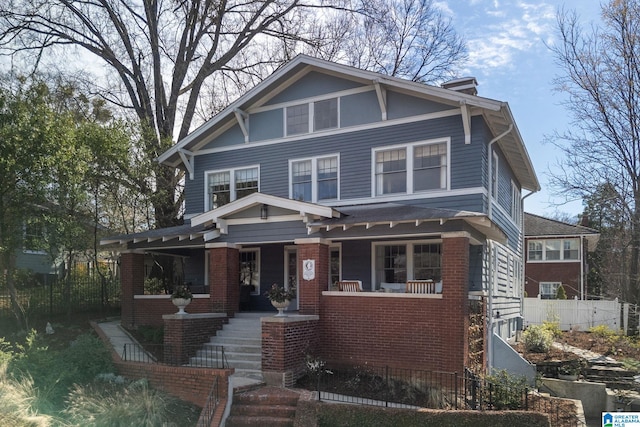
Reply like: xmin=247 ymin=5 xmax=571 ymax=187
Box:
xmin=525 ymin=262 xmax=582 ymax=299
xmin=262 ymin=316 xmax=319 ymax=387
xmin=163 ymin=314 xmax=227 ymax=365
xmin=297 ymin=242 xmax=329 ymax=315
xmin=121 ymin=251 xmax=145 ymax=328
xmin=113 ymin=360 xmax=232 ymax=407
xmin=130 ymin=298 xmax=214 ymax=327
xmin=208 ymin=246 xmax=240 ymax=315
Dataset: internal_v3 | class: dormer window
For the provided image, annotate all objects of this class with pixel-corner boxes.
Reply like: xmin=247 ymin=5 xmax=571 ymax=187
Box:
xmin=285 ymin=97 xmax=339 ymax=136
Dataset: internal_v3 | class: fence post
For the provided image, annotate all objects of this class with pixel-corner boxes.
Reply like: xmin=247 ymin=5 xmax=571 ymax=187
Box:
xmin=385 ymin=366 xmax=389 ymax=407
xmin=454 ymin=372 xmax=458 ymax=410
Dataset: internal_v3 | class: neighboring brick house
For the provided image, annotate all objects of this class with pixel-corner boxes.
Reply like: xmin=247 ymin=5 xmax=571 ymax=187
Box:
xmin=524 ymin=213 xmax=599 ymax=300
xmin=104 ymin=55 xmax=540 ymax=380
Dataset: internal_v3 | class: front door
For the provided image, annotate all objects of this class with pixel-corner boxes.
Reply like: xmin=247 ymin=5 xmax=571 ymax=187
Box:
xmin=284 ymin=248 xmax=299 ymax=311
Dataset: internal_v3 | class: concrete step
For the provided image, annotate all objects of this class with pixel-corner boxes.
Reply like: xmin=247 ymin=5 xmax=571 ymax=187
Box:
xmin=225 ymin=415 xmax=293 ymax=427
xmin=224 ymin=351 xmax=262 ymax=362
xmin=216 ymin=328 xmax=261 ymax=338
xmin=210 ymin=336 xmax=261 ymax=346
xmin=231 ymin=404 xmax=296 ymax=418
xmin=586 ymin=365 xmax=637 ymax=378
xmin=191 ymin=356 xmax=261 ymax=370
xmin=205 ymin=343 xmax=262 ymax=354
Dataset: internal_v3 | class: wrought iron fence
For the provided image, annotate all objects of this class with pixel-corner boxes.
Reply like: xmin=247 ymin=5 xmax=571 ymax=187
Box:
xmin=122 ymin=343 xmax=228 ymax=369
xmin=311 ymin=364 xmax=585 ymax=426
xmin=197 ymin=376 xmax=220 ymax=427
xmin=0 ymin=275 xmax=120 ymax=319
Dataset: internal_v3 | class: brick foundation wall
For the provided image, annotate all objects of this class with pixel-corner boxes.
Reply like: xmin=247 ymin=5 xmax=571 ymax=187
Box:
xmin=319 ymin=295 xmax=467 ymax=373
xmin=261 ymin=316 xmax=320 ymax=387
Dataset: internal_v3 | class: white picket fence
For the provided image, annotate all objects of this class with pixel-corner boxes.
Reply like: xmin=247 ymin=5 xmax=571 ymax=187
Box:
xmin=522 ymin=297 xmax=628 ymax=332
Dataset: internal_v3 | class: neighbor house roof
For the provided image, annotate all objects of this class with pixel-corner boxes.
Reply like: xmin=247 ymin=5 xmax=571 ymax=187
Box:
xmin=524 ymin=212 xmax=600 ymax=251
xmin=158 ymin=54 xmax=540 ymax=192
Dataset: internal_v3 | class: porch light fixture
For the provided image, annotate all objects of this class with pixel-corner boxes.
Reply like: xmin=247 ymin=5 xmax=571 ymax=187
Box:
xmin=261 ymin=204 xmax=268 ymax=220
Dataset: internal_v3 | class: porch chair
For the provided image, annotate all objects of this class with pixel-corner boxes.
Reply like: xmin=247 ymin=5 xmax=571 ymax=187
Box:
xmin=405 ymin=280 xmax=436 ymax=294
xmin=337 ymin=280 xmax=363 ymax=292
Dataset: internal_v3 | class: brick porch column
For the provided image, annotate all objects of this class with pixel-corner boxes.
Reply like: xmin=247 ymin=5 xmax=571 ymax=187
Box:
xmin=294 ymin=238 xmax=329 ymax=315
xmin=206 ymin=243 xmax=240 ymax=316
xmin=441 ymin=232 xmax=470 ymax=373
xmin=120 ymin=250 xmax=145 ymax=328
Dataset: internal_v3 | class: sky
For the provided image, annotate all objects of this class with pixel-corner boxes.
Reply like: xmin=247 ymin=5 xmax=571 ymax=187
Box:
xmin=437 ymin=1 xmax=603 ymax=220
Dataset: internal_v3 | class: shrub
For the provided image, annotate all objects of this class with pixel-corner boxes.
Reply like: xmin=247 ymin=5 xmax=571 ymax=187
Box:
xmin=64 ymin=378 xmax=200 ymax=427
xmin=485 ymin=370 xmax=528 ymax=410
xmin=522 ymin=325 xmax=553 ymax=353
xmin=555 ymin=284 xmax=567 ymax=299
xmin=589 ymin=324 xmax=619 ymax=338
xmin=541 ymin=320 xmax=562 ymax=338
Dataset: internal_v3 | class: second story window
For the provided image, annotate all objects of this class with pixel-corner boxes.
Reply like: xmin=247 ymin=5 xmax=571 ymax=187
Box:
xmin=206 ymin=166 xmax=259 ymax=210
xmin=285 ymin=97 xmax=339 ymax=136
xmin=290 ymin=155 xmax=339 ymax=202
xmin=374 ymin=140 xmax=449 ymax=197
xmin=527 ymin=238 xmax=580 ymax=262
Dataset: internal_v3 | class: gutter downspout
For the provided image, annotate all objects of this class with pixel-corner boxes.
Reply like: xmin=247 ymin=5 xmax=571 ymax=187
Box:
xmin=520 ymin=190 xmax=537 ymax=332
xmin=580 ymin=235 xmax=585 ymax=300
xmin=486 ymin=124 xmax=513 ymax=373
xmin=487 ymin=125 xmax=514 ymax=220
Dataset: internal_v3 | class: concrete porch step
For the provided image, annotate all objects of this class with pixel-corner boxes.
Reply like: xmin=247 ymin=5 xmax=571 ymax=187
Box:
xmin=209 ymin=336 xmax=261 ymax=346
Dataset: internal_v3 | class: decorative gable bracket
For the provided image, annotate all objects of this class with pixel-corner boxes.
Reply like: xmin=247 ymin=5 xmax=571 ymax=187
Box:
xmin=234 ymin=108 xmax=249 ymax=143
xmin=373 ymin=79 xmax=387 ymax=121
xmin=178 ymin=149 xmax=195 ymax=180
xmin=460 ymin=101 xmax=471 ymax=144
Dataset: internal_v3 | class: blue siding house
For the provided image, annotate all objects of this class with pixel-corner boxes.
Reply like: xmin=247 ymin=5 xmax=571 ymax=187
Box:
xmin=106 ymin=55 xmax=540 ymax=375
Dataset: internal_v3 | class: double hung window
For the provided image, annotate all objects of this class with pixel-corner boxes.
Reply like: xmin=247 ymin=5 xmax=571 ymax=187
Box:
xmin=206 ymin=166 xmax=259 ymax=210
xmin=374 ymin=140 xmax=448 ymax=196
xmin=290 ymin=155 xmax=338 ymax=202
xmin=285 ymin=97 xmax=339 ymax=136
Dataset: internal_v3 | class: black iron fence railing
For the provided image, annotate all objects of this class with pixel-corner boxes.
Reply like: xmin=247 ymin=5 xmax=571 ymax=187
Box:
xmin=0 ymin=275 xmax=120 ymax=319
xmin=122 ymin=343 xmax=228 ymax=369
xmin=197 ymin=376 xmax=220 ymax=427
xmin=310 ymin=364 xmax=585 ymax=426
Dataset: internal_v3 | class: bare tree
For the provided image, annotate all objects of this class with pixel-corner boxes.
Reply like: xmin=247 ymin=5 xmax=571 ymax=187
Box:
xmin=547 ymin=0 xmax=640 ymax=305
xmin=306 ymin=0 xmax=467 ymax=84
xmin=0 ymin=0 xmax=350 ymax=227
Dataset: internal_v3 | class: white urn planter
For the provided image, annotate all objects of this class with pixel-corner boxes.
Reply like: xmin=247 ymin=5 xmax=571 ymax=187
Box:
xmin=172 ymin=297 xmax=191 ymax=314
xmin=271 ymin=299 xmax=291 ymax=317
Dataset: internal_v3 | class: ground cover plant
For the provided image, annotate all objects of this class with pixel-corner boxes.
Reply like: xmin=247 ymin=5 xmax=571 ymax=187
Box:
xmin=0 ymin=316 xmax=200 ymax=426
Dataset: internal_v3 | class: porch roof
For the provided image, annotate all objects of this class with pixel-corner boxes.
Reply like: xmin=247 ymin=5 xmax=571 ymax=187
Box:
xmin=101 ymin=200 xmax=506 ymax=248
xmin=307 ymin=203 xmax=506 ymax=243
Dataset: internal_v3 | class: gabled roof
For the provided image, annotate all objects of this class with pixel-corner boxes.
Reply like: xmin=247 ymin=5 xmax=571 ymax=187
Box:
xmin=158 ymin=54 xmax=540 ymax=192
xmin=524 ymin=212 xmax=600 ymax=251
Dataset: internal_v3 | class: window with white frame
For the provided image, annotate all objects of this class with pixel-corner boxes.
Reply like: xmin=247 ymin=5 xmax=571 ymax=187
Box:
xmin=527 ymin=238 xmax=580 ymax=262
xmin=511 ymin=180 xmax=521 ymax=224
xmin=239 ymin=249 xmax=260 ymax=295
xmin=539 ymin=282 xmax=561 ymax=299
xmin=491 ymin=152 xmax=499 ymax=200
xmin=374 ymin=140 xmax=448 ymax=196
xmin=373 ymin=241 xmax=441 ymax=290
xmin=285 ymin=97 xmax=339 ymax=136
xmin=290 ymin=155 xmax=338 ymax=202
xmin=206 ymin=166 xmax=259 ymax=210
xmin=330 ymin=245 xmax=341 ymax=287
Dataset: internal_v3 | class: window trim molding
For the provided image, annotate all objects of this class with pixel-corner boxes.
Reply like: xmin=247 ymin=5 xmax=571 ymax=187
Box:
xmin=370 ymin=137 xmax=451 ymax=198
xmin=203 ymin=164 xmax=260 ymax=211
xmin=288 ymin=153 xmax=340 ymax=202
xmin=539 ymin=281 xmax=562 ymax=298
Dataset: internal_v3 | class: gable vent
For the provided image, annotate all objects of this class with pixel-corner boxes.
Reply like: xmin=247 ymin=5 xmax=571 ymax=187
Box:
xmin=441 ymin=77 xmax=478 ymax=96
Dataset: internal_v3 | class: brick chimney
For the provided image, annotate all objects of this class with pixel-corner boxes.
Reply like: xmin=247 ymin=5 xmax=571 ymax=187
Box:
xmin=441 ymin=77 xmax=478 ymax=96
